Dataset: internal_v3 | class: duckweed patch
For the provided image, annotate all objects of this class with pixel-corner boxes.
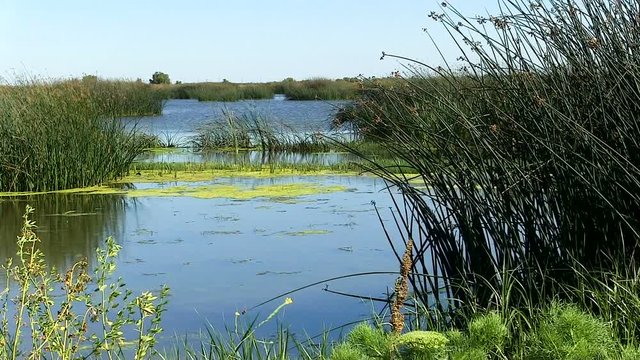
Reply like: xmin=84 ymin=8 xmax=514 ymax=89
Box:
xmin=0 ymin=182 xmax=348 ymax=200
xmin=282 ymin=229 xmax=332 ymax=236
xmin=126 ymin=183 xmax=347 ymax=200
xmin=121 ymin=169 xmax=356 ymax=183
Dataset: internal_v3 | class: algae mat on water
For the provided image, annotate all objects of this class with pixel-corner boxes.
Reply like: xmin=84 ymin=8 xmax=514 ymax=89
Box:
xmin=126 ymin=183 xmax=348 ymax=199
xmin=0 ymin=183 xmax=348 ymax=200
xmin=119 ymin=169 xmax=356 ymax=183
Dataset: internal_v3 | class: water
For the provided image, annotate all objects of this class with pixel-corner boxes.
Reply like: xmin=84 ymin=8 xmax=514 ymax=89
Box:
xmin=125 ymin=98 xmax=350 ymax=143
xmin=0 ymin=175 xmax=400 ymax=345
xmin=0 ymin=99 xmax=405 ymax=349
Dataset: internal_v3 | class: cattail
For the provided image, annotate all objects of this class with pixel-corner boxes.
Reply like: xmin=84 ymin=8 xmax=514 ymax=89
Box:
xmin=391 ymin=238 xmax=413 ymax=334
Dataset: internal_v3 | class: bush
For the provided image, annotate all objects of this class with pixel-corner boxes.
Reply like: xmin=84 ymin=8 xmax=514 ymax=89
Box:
xmin=527 ymin=304 xmax=617 ymax=360
xmin=149 ymin=71 xmax=171 ymax=85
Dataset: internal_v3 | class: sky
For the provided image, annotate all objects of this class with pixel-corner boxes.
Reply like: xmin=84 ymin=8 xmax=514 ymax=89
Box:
xmin=0 ymin=1 xmax=501 ymax=83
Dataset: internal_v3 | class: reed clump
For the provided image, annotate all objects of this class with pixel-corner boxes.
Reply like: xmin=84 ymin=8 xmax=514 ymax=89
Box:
xmin=345 ymin=0 xmax=640 ymax=344
xmin=171 ymin=82 xmax=275 ymax=102
xmin=191 ymin=112 xmax=336 ymax=153
xmin=76 ymin=76 xmax=165 ymax=116
xmin=274 ymin=78 xmax=360 ymax=100
xmin=0 ymin=79 xmax=151 ymax=192
xmin=164 ymin=78 xmax=360 ymax=102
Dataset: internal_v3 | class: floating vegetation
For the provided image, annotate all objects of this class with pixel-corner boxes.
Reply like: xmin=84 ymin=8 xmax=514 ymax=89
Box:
xmin=45 ymin=210 xmax=98 ymax=217
xmin=124 ymin=167 xmax=359 ymax=183
xmin=0 ymin=182 xmax=348 ymax=201
xmin=255 ymin=270 xmax=303 ymax=276
xmin=201 ymin=230 xmax=243 ymax=236
xmin=281 ymin=229 xmax=332 ymax=237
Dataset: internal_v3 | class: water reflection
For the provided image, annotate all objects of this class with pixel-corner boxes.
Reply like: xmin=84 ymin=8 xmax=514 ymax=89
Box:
xmin=0 ymin=193 xmax=129 ymax=271
xmin=135 ymin=148 xmax=361 ymax=165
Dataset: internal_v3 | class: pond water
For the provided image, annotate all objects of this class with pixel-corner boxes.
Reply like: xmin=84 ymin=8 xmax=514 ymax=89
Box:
xmin=126 ymin=98 xmax=350 ymax=144
xmin=0 ymin=99 xmax=407 ymax=349
xmin=135 ymin=148 xmax=361 ymax=166
xmin=0 ymin=175 xmax=400 ymax=345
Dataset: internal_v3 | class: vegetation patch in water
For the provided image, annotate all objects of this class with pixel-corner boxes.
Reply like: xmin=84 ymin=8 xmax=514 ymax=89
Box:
xmin=121 ymin=168 xmax=356 ymax=183
xmin=128 ymin=183 xmax=347 ymax=200
xmin=282 ymin=229 xmax=332 ymax=236
xmin=0 ymin=182 xmax=348 ymax=200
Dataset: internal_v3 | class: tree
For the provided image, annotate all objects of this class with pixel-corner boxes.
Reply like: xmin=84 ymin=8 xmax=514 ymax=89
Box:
xmin=149 ymin=71 xmax=171 ymax=85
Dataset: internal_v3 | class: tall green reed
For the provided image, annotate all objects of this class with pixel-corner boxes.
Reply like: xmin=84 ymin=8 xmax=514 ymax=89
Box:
xmin=344 ymin=0 xmax=640 ymax=337
xmin=191 ymin=112 xmax=335 ymax=153
xmin=0 ymin=79 xmax=154 ymax=192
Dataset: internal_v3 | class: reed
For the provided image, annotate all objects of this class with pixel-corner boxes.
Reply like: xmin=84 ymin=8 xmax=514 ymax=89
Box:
xmin=76 ymin=76 xmax=165 ymax=116
xmin=191 ymin=112 xmax=336 ymax=153
xmin=0 ymin=79 xmax=151 ymax=192
xmin=171 ymin=82 xmax=275 ymax=102
xmin=345 ymin=0 xmax=640 ymax=340
xmin=164 ymin=78 xmax=360 ymax=102
xmin=274 ymin=78 xmax=360 ymax=100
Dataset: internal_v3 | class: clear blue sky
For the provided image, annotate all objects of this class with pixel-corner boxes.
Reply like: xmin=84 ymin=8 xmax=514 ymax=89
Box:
xmin=0 ymin=1 xmax=500 ymax=83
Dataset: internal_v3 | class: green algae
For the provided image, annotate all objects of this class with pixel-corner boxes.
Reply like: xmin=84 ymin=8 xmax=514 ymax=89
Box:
xmin=127 ymin=183 xmax=347 ymax=200
xmin=0 ymin=168 xmax=353 ymax=200
xmin=282 ymin=229 xmax=332 ymax=236
xmin=0 ymin=182 xmax=348 ymax=200
xmin=119 ymin=169 xmax=354 ymax=184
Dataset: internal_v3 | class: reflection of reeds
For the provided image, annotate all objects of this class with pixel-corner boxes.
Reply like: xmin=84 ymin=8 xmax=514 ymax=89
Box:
xmin=0 ymin=193 xmax=129 ymax=272
xmin=347 ymin=0 xmax=640 ymax=338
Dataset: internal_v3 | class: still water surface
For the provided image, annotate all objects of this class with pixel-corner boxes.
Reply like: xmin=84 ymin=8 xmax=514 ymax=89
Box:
xmin=127 ymin=98 xmax=349 ymax=142
xmin=0 ymin=175 xmax=399 ymax=343
xmin=0 ymin=99 xmax=402 ymax=346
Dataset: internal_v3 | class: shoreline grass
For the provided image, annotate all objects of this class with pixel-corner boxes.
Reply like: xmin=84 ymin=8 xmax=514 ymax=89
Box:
xmin=0 ymin=79 xmax=157 ymax=192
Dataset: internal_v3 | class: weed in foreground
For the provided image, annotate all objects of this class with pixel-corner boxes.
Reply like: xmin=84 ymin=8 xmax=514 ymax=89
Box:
xmin=0 ymin=205 xmax=169 ymax=359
